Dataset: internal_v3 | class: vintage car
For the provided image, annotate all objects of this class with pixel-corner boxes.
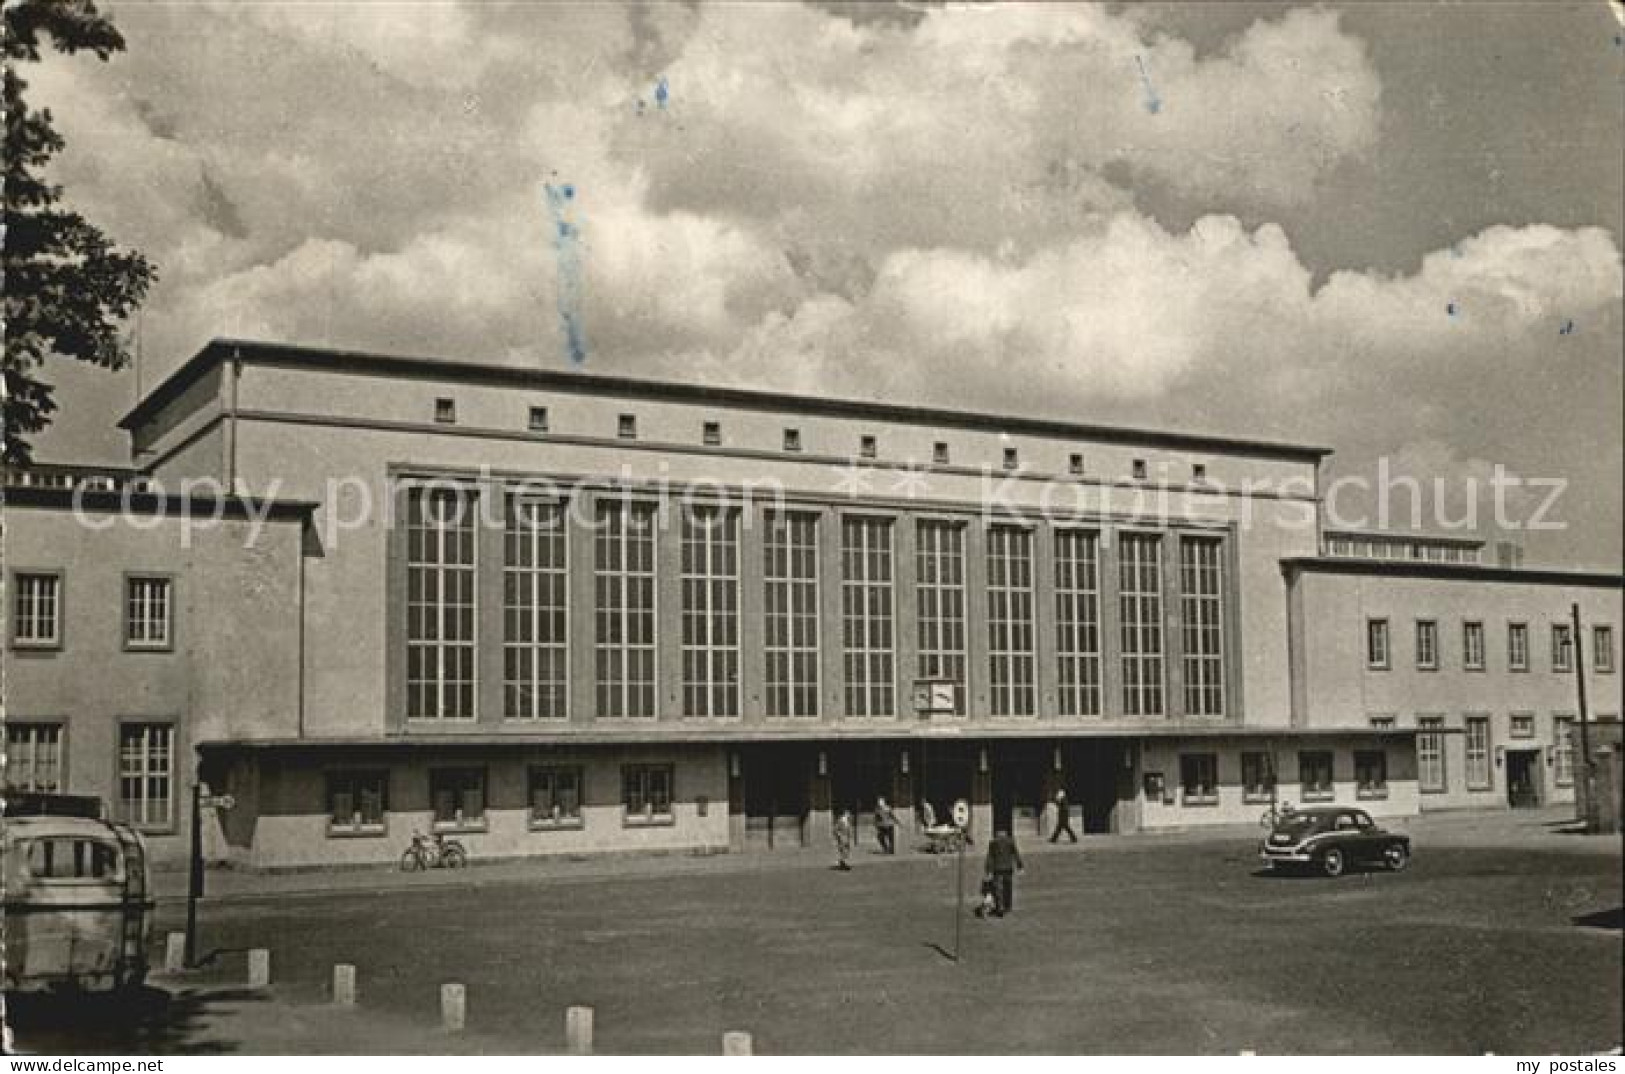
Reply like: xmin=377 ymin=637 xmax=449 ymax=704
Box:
xmin=1258 ymin=806 xmax=1411 ymax=876
xmin=2 ymin=793 xmax=154 ymax=994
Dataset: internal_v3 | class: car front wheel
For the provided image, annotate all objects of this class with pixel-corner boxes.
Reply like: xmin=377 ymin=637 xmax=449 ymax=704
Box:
xmin=1319 ymin=847 xmax=1345 ymax=877
xmin=1383 ymin=843 xmax=1410 ymax=872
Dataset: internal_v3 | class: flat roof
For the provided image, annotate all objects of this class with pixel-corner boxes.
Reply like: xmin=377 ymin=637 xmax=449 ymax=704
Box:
xmin=1281 ymin=556 xmax=1623 ymax=589
xmin=3 ymin=483 xmax=319 ymax=520
xmin=197 ymin=725 xmax=1410 ymax=750
xmin=119 ymin=338 xmax=1335 ymax=463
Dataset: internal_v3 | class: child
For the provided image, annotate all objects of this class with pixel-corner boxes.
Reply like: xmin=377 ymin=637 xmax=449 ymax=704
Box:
xmin=974 ymin=874 xmax=998 ymax=918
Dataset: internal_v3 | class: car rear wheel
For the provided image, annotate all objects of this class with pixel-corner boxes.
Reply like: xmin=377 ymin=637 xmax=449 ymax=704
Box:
xmin=1383 ymin=843 xmax=1410 ymax=872
xmin=1319 ymin=847 xmax=1345 ymax=877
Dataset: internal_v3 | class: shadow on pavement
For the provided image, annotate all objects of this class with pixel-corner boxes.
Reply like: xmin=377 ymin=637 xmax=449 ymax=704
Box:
xmin=5 ymin=984 xmax=264 ymax=1055
xmin=1571 ymin=905 xmax=1623 ymax=932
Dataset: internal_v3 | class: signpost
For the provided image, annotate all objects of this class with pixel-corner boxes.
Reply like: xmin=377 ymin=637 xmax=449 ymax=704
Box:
xmin=185 ymin=784 xmax=235 ymax=967
xmin=951 ymin=798 xmax=970 ymax=962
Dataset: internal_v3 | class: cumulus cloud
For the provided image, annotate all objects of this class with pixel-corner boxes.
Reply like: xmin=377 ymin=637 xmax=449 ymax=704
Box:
xmin=22 ymin=1 xmax=1622 ymax=565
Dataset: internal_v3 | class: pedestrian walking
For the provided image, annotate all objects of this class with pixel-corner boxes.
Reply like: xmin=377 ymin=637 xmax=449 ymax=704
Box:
xmin=1049 ymin=788 xmax=1078 ymax=844
xmin=982 ymin=829 xmax=1024 ymax=916
xmin=834 ymin=809 xmax=854 ymax=870
xmin=875 ymin=796 xmax=898 ymax=854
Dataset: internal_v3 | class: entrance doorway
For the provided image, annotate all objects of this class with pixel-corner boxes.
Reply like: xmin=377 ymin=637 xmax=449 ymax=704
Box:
xmin=991 ymin=748 xmax=1045 ymax=837
xmin=1074 ymin=743 xmax=1125 ymax=833
xmin=915 ymin=743 xmax=974 ymax=831
xmin=742 ymin=747 xmax=810 ymax=849
xmin=1506 ymin=749 xmax=1542 ymax=808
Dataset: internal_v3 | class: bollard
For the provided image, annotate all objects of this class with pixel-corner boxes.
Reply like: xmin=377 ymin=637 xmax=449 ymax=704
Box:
xmin=247 ymin=948 xmax=271 ymax=987
xmin=164 ymin=932 xmax=187 ymax=974
xmin=723 ymin=1031 xmax=753 ymax=1056
xmin=565 ymin=1005 xmax=594 ymax=1055
xmin=333 ymin=964 xmax=357 ymax=1007
xmin=441 ymin=983 xmax=466 ymax=1032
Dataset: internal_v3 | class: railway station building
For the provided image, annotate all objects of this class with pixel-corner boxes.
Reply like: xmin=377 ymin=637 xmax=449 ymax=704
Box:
xmin=4 ymin=339 xmax=1620 ymax=869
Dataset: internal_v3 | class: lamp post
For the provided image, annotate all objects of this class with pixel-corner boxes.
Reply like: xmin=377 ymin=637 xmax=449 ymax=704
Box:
xmin=1569 ymin=603 xmax=1593 ymax=832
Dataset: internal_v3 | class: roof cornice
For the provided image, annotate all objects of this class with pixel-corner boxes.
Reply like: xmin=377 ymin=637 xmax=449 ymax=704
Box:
xmin=118 ymin=338 xmax=1335 ymax=463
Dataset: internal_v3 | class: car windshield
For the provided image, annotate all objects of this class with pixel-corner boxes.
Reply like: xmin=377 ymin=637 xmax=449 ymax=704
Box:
xmin=1275 ymin=813 xmax=1330 ymax=837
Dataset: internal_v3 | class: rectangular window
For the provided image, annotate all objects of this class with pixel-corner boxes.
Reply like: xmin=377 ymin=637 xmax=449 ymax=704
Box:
xmin=405 ymin=486 xmax=478 ymax=719
xmin=1002 ymin=447 xmax=1018 ymax=470
xmin=434 ymin=398 xmax=456 ymax=424
xmin=1132 ymin=459 xmax=1148 ymax=480
xmin=623 ymin=764 xmax=674 ymax=825
xmin=1552 ymin=624 xmax=1573 ymax=672
xmin=327 ymin=770 xmax=388 ymax=835
xmin=1355 ymin=751 xmax=1388 ymax=799
xmin=430 ymin=768 xmax=486 ymax=829
xmin=1509 ymin=713 xmax=1534 ymax=739
xmin=594 ymin=499 xmax=658 ymax=718
xmin=1119 ymin=534 xmax=1165 ymax=717
xmin=1069 ymin=453 xmax=1084 ymax=475
xmin=1191 ymin=463 xmax=1207 ymax=482
xmin=1179 ymin=753 xmax=1217 ymax=805
xmin=860 ymin=435 xmax=877 ymax=459
xmin=764 ymin=511 xmax=820 ymax=718
xmin=1369 ymin=715 xmax=1396 ymax=729
xmin=1054 ymin=530 xmax=1102 ymax=717
xmin=4 ymin=722 xmax=63 ymax=792
xmin=1553 ymin=716 xmax=1575 ymax=786
xmin=1418 ymin=716 xmax=1447 ymax=793
xmin=118 ymin=723 xmax=172 ymax=830
xmin=528 ymin=406 xmax=549 ymax=432
xmin=1415 ymin=620 xmax=1438 ymax=670
xmin=841 ymin=517 xmax=895 ymax=717
xmin=933 ymin=442 xmax=950 ymax=465
xmin=1465 ymin=716 xmax=1491 ymax=790
xmin=528 ymin=765 xmax=584 ymax=828
xmin=987 ymin=525 xmax=1036 ymax=717
xmin=504 ymin=497 xmax=568 ymax=719
xmin=11 ymin=572 xmax=62 ymax=648
xmin=1299 ymin=750 xmax=1334 ymax=801
xmin=1595 ymin=625 xmax=1615 ymax=673
xmin=915 ymin=521 xmax=966 ymax=715
xmin=618 ymin=414 xmax=637 ymax=440
xmin=1179 ymin=536 xmax=1226 ymax=717
xmin=681 ymin=505 xmax=741 ymax=718
xmin=1366 ymin=618 xmax=1390 ymax=670
xmin=702 ymin=420 xmax=722 ymax=446
xmin=125 ymin=577 xmax=173 ymax=650
xmin=1240 ymin=751 xmax=1274 ymax=803
xmin=783 ymin=428 xmax=801 ymax=452
xmin=1462 ymin=621 xmax=1485 ymax=671
xmin=1508 ymin=622 xmax=1529 ymax=671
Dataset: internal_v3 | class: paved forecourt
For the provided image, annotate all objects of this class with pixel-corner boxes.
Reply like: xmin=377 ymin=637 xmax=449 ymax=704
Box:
xmin=15 ymin=810 xmax=1622 ymax=1055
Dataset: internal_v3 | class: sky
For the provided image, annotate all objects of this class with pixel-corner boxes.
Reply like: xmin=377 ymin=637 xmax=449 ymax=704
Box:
xmin=24 ymin=0 xmax=1625 ymax=569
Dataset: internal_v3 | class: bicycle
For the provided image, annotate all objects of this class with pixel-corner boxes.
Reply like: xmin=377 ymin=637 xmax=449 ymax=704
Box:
xmin=399 ymin=829 xmax=469 ymax=871
xmin=1258 ymin=800 xmax=1296 ymax=830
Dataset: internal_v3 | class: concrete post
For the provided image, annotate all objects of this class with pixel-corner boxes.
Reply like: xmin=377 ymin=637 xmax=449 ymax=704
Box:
xmin=441 ymin=983 xmax=466 ymax=1032
xmin=164 ymin=932 xmax=187 ymax=974
xmin=247 ymin=948 xmax=271 ymax=988
xmin=723 ymin=1031 xmax=753 ymax=1055
xmin=565 ymin=1005 xmax=594 ymax=1055
xmin=333 ymin=964 xmax=357 ymax=1006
